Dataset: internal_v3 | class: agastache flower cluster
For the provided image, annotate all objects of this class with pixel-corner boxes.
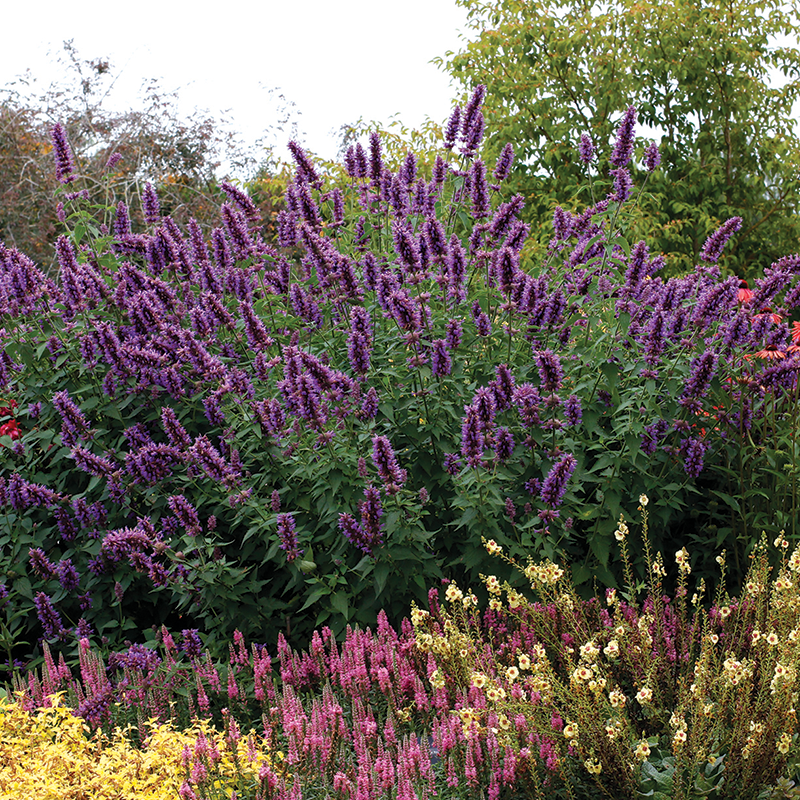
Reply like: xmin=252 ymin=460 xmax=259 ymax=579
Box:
xmin=2 ymin=95 xmax=799 ymax=663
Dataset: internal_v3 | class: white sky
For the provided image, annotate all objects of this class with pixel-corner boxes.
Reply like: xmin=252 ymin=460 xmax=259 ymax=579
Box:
xmin=1 ymin=0 xmax=470 ymax=171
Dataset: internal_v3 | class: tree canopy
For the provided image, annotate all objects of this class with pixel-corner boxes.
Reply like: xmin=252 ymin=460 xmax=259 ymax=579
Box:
xmin=438 ymin=0 xmax=800 ymax=277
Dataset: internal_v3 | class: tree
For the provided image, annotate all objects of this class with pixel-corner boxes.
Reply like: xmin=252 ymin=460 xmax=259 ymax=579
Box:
xmin=438 ymin=0 xmax=800 ymax=277
xmin=0 ymin=42 xmax=288 ymax=270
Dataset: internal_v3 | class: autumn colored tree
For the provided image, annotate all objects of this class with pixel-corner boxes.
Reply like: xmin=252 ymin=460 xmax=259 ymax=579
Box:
xmin=438 ymin=0 xmax=800 ymax=277
xmin=0 ymin=42 xmax=287 ymax=270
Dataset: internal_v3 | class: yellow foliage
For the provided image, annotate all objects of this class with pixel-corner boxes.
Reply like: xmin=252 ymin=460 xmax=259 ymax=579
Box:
xmin=0 ymin=694 xmax=273 ymax=800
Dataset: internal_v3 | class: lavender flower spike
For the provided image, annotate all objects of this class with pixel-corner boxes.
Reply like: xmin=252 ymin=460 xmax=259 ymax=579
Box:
xmin=644 ymin=140 xmax=661 ymax=172
xmin=51 ymin=123 xmax=75 ymax=183
xmin=578 ymin=133 xmax=595 ymax=165
xmin=609 ymin=106 xmax=637 ymax=168
xmin=699 ymin=217 xmax=743 ymax=263
xmin=371 ymin=435 xmax=407 ymax=490
xmin=540 ymin=454 xmax=577 ymax=508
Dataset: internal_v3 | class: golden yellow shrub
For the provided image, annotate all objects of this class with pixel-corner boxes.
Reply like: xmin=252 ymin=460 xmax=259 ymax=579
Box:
xmin=0 ymin=694 xmax=272 ymax=800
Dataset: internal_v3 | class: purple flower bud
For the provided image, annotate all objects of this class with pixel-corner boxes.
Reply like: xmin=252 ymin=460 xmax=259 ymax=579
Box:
xmin=446 ymin=319 xmax=463 ymax=349
xmin=540 ymin=454 xmax=577 ymax=508
xmin=29 ymin=547 xmax=56 ymax=580
xmin=34 ymin=592 xmax=67 ymax=640
xmin=444 ymin=106 xmax=462 ymax=149
xmin=460 ymin=406 xmax=485 ymax=467
xmin=371 ymin=436 xmax=407 ymax=489
xmin=142 ymin=182 xmax=161 ymax=225
xmin=682 ymin=437 xmax=707 ymax=478
xmin=431 ymin=339 xmax=452 ymax=376
xmin=699 ymin=217 xmax=742 ymax=263
xmin=681 ymin=349 xmax=718 ymax=403
xmin=535 ymin=350 xmax=563 ymax=392
xmin=361 ymin=387 xmax=379 ymax=420
xmin=644 ymin=140 xmax=661 ymax=172
xmin=56 ymin=558 xmax=80 ymax=592
xmin=578 ymin=133 xmax=595 ymax=165
xmin=610 ymin=167 xmax=632 ymax=202
xmin=610 ymin=106 xmax=637 ymax=168
xmin=168 ymin=495 xmax=202 ymax=535
xmin=368 ymin=132 xmax=383 ymax=183
xmin=494 ymin=427 xmax=515 ymax=462
xmin=460 ymin=85 xmax=487 ymax=154
xmin=221 ymin=181 xmax=260 ymax=222
xmin=51 ymin=123 xmax=75 ymax=183
xmin=277 ymin=513 xmax=303 ymax=563
xmin=470 ymin=159 xmax=490 ymax=218
xmin=494 ymin=143 xmax=514 ymax=181
xmin=287 ymin=141 xmax=323 ymax=189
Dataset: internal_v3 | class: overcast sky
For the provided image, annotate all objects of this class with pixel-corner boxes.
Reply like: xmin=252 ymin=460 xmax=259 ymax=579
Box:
xmin=1 ymin=0 xmax=470 ymax=170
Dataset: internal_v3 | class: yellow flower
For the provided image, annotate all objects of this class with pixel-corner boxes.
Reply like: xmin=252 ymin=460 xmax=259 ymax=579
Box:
xmin=506 ymin=666 xmax=520 ymax=683
xmin=634 ymin=740 xmax=651 ymax=761
xmin=563 ymin=721 xmax=579 ymax=739
xmin=778 ymin=732 xmax=792 ymax=755
xmin=635 ymin=687 xmax=653 ymax=704
xmin=518 ymin=654 xmax=532 ymax=670
xmin=639 ymin=494 xmax=649 ymax=507
xmin=673 ymin=729 xmax=687 ymax=745
xmin=471 ymin=672 xmax=488 ymax=689
xmin=445 ymin=584 xmax=463 ymax=603
xmin=584 ymin=758 xmax=602 ymax=775
xmin=608 ymin=689 xmax=626 ymax=708
xmin=603 ymin=640 xmax=619 ymax=659
xmin=489 ymin=598 xmax=503 ymax=611
xmin=485 ymin=539 xmax=503 ymax=555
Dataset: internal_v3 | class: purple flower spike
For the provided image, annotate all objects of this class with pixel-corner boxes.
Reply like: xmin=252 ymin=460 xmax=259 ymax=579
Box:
xmin=277 ymin=514 xmax=303 ymax=563
xmin=444 ymin=106 xmax=461 ymax=149
xmin=699 ymin=217 xmax=743 ymax=263
xmin=34 ymin=592 xmax=67 ymax=641
xmin=578 ymin=133 xmax=595 ymax=165
xmin=535 ymin=350 xmax=563 ymax=392
xmin=142 ymin=182 xmax=161 ymax=225
xmin=51 ymin=123 xmax=75 ymax=183
xmin=540 ymin=454 xmax=577 ymax=508
xmin=371 ymin=436 xmax=407 ymax=490
xmin=610 ymin=106 xmax=637 ymax=168
xmin=494 ymin=143 xmax=514 ymax=181
xmin=644 ymin=140 xmax=661 ymax=172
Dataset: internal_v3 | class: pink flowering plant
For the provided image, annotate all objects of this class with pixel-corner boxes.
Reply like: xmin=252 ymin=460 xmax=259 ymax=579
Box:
xmin=410 ymin=498 xmax=800 ymax=799
xmin=2 ymin=89 xmax=800 ymax=673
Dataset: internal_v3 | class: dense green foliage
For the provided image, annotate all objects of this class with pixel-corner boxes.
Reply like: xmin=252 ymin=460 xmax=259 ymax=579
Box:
xmin=439 ymin=0 xmax=800 ymax=277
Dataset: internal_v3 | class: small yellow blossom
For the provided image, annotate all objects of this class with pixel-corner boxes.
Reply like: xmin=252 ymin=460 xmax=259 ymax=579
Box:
xmin=635 ymin=687 xmax=653 ymax=704
xmin=471 ymin=672 xmax=488 ymax=689
xmin=609 ymin=688 xmax=627 ymax=708
xmin=489 ymin=598 xmax=503 ymax=611
xmin=673 ymin=729 xmax=687 ymax=745
xmin=484 ymin=575 xmax=501 ymax=595
xmin=563 ymin=721 xmax=579 ymax=739
xmin=585 ymin=758 xmax=602 ymax=775
xmin=778 ymin=732 xmax=792 ymax=755
xmin=580 ymin=641 xmax=600 ymax=660
xmin=634 ymin=740 xmax=651 ymax=761
xmin=604 ymin=640 xmax=619 ymax=659
xmin=445 ymin=584 xmax=463 ymax=603
xmin=429 ymin=670 xmax=445 ymax=689
xmin=606 ymin=588 xmax=617 ymax=606
xmin=766 ymin=632 xmax=780 ymax=646
xmin=518 ymin=654 xmax=532 ymax=670
xmin=506 ymin=666 xmax=520 ymax=683
xmin=485 ymin=539 xmax=503 ymax=556
xmin=639 ymin=494 xmax=648 ymax=506
xmin=718 ymin=606 xmax=732 ymax=619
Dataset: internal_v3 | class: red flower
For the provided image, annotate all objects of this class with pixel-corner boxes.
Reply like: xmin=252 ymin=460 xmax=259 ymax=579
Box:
xmin=753 ymin=344 xmax=786 ymax=360
xmin=0 ymin=420 xmax=21 ymax=440
xmin=0 ymin=398 xmax=17 ymax=418
xmin=737 ymin=279 xmax=753 ymax=304
xmin=792 ymin=321 xmax=800 ymax=344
